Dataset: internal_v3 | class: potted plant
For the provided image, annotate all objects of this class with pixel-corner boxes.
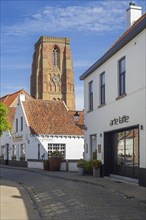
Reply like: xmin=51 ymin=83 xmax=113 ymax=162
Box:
xmin=92 ymin=159 xmax=102 ymax=177
xmin=77 ymin=159 xmax=85 ymax=176
xmin=0 ymin=154 xmax=4 ymax=159
xmin=84 ymin=160 xmax=93 ymax=175
xmin=12 ymin=155 xmax=16 ymax=160
xmin=49 ymin=150 xmax=64 ymax=171
xmin=20 ymin=156 xmax=25 ymax=161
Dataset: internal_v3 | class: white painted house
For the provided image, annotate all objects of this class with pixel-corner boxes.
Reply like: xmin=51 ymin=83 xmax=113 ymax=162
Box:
xmin=0 ymin=107 xmax=16 ymax=162
xmin=80 ymin=3 xmax=146 ymax=186
xmin=0 ymin=94 xmax=84 ymax=170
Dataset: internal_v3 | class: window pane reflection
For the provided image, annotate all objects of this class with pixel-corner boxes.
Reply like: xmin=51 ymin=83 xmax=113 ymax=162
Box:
xmin=117 ymin=132 xmax=125 ymax=165
xmin=125 ymin=130 xmax=133 ymax=166
xmin=116 ymin=128 xmax=139 ymax=167
xmin=134 ymin=129 xmax=139 ymax=166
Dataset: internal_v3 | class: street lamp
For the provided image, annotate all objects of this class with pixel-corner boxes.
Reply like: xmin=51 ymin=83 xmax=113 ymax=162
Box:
xmin=74 ymin=111 xmax=79 ymax=124
xmin=74 ymin=111 xmax=87 ymax=130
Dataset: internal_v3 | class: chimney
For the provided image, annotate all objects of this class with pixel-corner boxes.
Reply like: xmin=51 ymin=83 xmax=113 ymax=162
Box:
xmin=18 ymin=94 xmax=25 ymax=104
xmin=126 ymin=2 xmax=142 ymax=29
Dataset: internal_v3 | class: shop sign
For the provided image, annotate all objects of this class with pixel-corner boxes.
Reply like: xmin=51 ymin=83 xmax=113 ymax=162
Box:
xmin=110 ymin=115 xmax=129 ymax=126
xmin=13 ymin=134 xmax=23 ymax=142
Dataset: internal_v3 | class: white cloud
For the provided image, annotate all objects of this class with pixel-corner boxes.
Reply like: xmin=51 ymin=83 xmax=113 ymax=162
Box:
xmin=2 ymin=1 xmax=127 ymax=37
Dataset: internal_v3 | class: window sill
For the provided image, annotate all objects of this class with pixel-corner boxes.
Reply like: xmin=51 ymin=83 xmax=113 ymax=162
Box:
xmin=87 ymin=109 xmax=94 ymax=113
xmin=98 ymin=103 xmax=106 ymax=109
xmin=116 ymin=93 xmax=127 ymax=100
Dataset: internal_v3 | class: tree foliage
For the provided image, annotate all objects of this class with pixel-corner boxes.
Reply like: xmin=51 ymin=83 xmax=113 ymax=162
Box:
xmin=0 ymin=103 xmax=11 ymax=137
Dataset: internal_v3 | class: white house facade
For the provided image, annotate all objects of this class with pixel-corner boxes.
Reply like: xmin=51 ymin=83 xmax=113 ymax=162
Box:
xmin=0 ymin=107 xmax=16 ymax=164
xmin=80 ymin=4 xmax=146 ymax=186
xmin=0 ymin=130 xmax=12 ymax=161
xmin=0 ymin=94 xmax=84 ymax=169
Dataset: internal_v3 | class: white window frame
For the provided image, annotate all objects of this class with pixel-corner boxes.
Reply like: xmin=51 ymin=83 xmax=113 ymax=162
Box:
xmin=48 ymin=143 xmax=66 ymax=158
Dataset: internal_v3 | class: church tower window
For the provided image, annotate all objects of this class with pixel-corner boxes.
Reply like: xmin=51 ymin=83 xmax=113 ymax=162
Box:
xmin=53 ymin=47 xmax=59 ymax=67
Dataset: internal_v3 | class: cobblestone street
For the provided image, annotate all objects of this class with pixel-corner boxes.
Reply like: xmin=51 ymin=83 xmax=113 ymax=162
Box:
xmin=1 ymin=167 xmax=146 ymax=220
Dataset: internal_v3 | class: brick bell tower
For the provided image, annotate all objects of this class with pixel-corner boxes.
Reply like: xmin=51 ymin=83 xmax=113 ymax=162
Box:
xmin=30 ymin=36 xmax=75 ymax=110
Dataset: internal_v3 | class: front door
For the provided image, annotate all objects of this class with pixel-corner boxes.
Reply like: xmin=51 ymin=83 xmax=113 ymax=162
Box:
xmin=104 ymin=127 xmax=139 ymax=178
xmin=112 ymin=127 xmax=139 ymax=178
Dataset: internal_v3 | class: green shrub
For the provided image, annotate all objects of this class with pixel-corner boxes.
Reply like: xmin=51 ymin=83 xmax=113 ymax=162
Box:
xmin=84 ymin=160 xmax=93 ymax=174
xmin=77 ymin=159 xmax=86 ymax=168
xmin=51 ymin=150 xmax=64 ymax=159
xmin=92 ymin=159 xmax=102 ymax=169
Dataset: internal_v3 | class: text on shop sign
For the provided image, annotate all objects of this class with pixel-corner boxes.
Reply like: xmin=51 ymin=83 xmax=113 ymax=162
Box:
xmin=110 ymin=115 xmax=129 ymax=126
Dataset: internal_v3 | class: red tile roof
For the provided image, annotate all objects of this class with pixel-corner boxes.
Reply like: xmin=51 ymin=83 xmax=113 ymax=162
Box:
xmin=23 ymin=99 xmax=84 ymax=136
xmin=0 ymin=89 xmax=32 ymax=107
xmin=7 ymin=107 xmax=16 ymax=127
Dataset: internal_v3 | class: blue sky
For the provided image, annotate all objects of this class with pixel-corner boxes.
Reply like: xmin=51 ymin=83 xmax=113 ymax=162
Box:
xmin=1 ymin=0 xmax=146 ymax=109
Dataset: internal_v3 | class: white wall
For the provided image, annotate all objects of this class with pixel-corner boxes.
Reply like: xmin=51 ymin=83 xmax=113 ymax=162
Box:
xmin=27 ymin=161 xmax=44 ymax=169
xmin=83 ymin=29 xmax=146 ymax=168
xmin=84 ymin=30 xmax=146 ymax=110
xmin=0 ymin=131 xmax=12 ymax=159
xmin=28 ymin=135 xmax=84 ymax=160
xmin=28 ymin=160 xmax=78 ymax=172
xmin=11 ymin=100 xmax=31 ymax=161
xmin=7 ymin=98 xmax=84 ymax=161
